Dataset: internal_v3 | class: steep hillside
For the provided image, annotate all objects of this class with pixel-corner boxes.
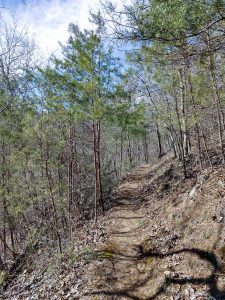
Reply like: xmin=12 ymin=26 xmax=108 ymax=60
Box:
xmin=2 ymin=154 xmax=225 ymax=299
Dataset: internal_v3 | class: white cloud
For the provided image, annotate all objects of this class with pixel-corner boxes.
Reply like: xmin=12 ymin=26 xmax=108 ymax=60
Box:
xmin=1 ymin=0 xmax=130 ymax=58
xmin=6 ymin=0 xmax=100 ymax=56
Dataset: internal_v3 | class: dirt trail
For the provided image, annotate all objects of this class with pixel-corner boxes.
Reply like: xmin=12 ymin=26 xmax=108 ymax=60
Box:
xmin=82 ymin=156 xmax=225 ymax=300
xmin=3 ymin=155 xmax=225 ymax=300
xmin=84 ymin=156 xmax=176 ymax=299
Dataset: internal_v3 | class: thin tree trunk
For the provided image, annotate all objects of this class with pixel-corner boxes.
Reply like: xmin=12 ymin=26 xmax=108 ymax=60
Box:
xmin=143 ymin=132 xmax=149 ymax=163
xmin=207 ymin=36 xmax=225 ymax=164
xmin=120 ymin=131 xmax=123 ymax=176
xmin=97 ymin=121 xmax=104 ymax=214
xmin=173 ymin=73 xmax=188 ymax=178
xmin=92 ymin=120 xmax=103 ymax=221
xmin=179 ymin=68 xmax=189 ymax=158
xmin=45 ymin=158 xmax=62 ymax=254
xmin=156 ymin=123 xmax=163 ymax=158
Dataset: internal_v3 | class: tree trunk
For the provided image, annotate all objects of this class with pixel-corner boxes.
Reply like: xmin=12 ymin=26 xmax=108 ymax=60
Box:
xmin=156 ymin=123 xmax=163 ymax=158
xmin=93 ymin=120 xmax=103 ymax=222
xmin=45 ymin=157 xmax=62 ymax=254
xmin=143 ymin=132 xmax=149 ymax=163
xmin=207 ymin=35 xmax=225 ymax=164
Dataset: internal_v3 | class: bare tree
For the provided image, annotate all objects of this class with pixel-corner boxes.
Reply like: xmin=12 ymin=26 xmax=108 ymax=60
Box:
xmin=0 ymin=16 xmax=35 ymax=113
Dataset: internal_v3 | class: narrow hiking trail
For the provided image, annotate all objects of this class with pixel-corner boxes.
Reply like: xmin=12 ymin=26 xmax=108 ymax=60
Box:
xmin=3 ymin=155 xmax=225 ymax=300
xmin=84 ymin=156 xmax=181 ymax=299
xmin=82 ymin=155 xmax=225 ymax=300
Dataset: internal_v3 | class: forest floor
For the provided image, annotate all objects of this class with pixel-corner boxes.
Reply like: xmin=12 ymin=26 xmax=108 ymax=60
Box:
xmin=2 ymin=154 xmax=225 ymax=299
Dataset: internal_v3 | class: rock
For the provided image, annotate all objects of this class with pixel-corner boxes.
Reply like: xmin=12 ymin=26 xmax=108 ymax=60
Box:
xmin=218 ymin=216 xmax=223 ymax=222
xmin=189 ymin=185 xmax=199 ymax=198
xmin=189 ymin=287 xmax=195 ymax=299
xmin=218 ymin=180 xmax=224 ymax=188
xmin=197 ymin=174 xmax=209 ymax=184
xmin=164 ymin=270 xmax=171 ymax=277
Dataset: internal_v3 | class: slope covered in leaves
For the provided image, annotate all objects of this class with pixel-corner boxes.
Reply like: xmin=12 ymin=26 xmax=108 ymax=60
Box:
xmin=2 ymin=154 xmax=225 ymax=299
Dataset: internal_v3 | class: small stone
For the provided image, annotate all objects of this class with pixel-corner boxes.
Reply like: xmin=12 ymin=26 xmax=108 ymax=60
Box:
xmin=189 ymin=185 xmax=199 ymax=198
xmin=198 ymin=173 xmax=209 ymax=184
xmin=164 ymin=270 xmax=171 ymax=277
xmin=218 ymin=180 xmax=224 ymax=188
xmin=218 ymin=216 xmax=223 ymax=222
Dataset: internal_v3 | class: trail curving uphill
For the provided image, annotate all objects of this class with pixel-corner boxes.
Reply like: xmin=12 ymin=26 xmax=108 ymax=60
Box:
xmin=85 ymin=163 xmax=158 ymax=299
xmin=2 ymin=155 xmax=225 ymax=300
xmin=82 ymin=155 xmax=225 ymax=300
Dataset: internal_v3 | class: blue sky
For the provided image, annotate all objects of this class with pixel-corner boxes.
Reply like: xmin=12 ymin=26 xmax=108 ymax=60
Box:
xmin=1 ymin=0 xmax=129 ymax=58
xmin=5 ymin=0 xmax=23 ymax=7
xmin=1 ymin=0 xmax=101 ymax=56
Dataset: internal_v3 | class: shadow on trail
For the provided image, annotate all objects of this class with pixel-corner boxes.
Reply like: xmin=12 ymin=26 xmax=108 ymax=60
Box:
xmin=87 ymin=246 xmax=225 ymax=300
xmin=85 ymin=159 xmax=225 ymax=299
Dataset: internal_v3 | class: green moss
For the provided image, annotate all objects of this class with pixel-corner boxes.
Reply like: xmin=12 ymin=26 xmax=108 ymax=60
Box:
xmin=146 ymin=257 xmax=154 ymax=265
xmin=100 ymin=251 xmax=114 ymax=259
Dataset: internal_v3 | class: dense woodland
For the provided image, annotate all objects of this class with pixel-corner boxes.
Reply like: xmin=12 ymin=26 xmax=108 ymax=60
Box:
xmin=0 ymin=0 xmax=225 ymax=271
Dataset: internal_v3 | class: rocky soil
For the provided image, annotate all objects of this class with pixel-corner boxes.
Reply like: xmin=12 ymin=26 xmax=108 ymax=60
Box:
xmin=2 ymin=154 xmax=225 ymax=299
